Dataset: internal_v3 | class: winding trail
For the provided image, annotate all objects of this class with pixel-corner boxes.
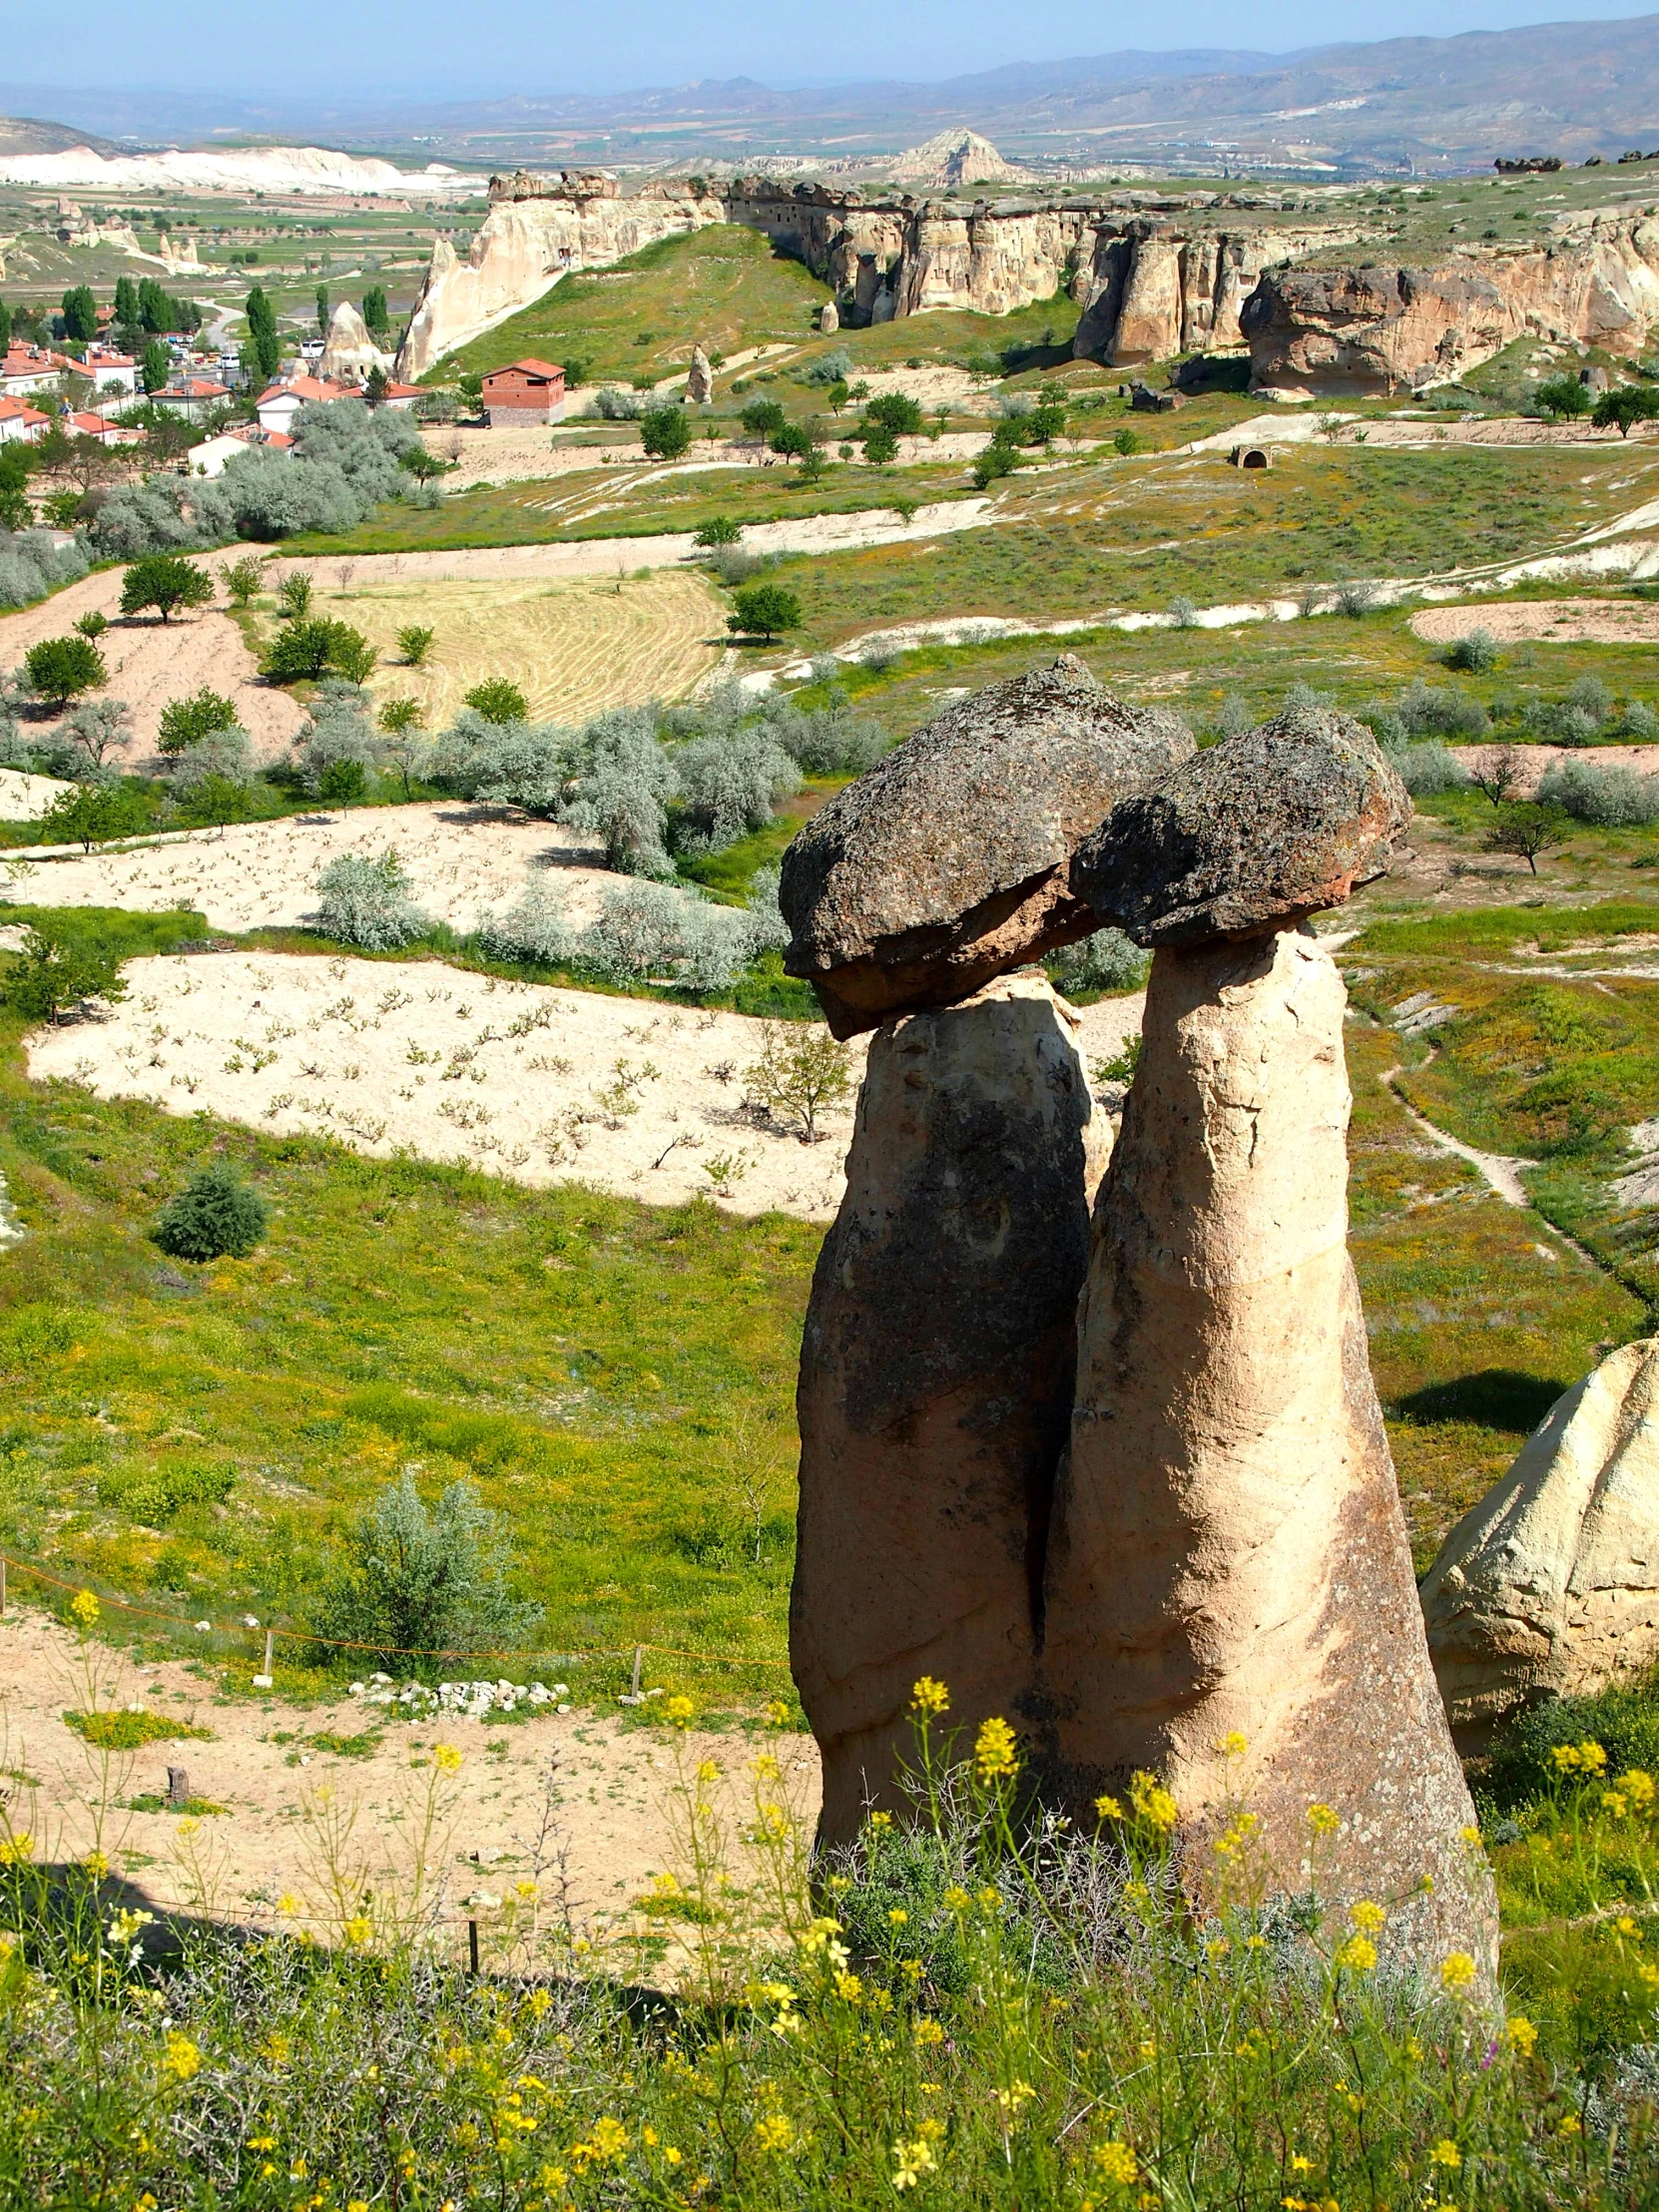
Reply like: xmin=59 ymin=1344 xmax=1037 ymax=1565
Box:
xmin=1382 ymin=1063 xmax=1536 ymax=1207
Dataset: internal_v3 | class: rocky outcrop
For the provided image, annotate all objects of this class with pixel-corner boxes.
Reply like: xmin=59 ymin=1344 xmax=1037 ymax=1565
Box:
xmin=1071 ymin=221 xmax=1366 ymax=364
xmin=1422 ymin=1340 xmax=1659 ymax=1746
xmin=887 ymin=130 xmax=1032 ymax=191
xmin=1244 ymin=221 xmax=1659 ymax=392
xmin=1076 ymin=713 xmax=1410 ymax=947
xmin=792 ymin=972 xmax=1107 ymax=1844
xmin=1036 ymin=927 xmax=1495 ymax=1970
xmin=397 ymin=180 xmax=725 ymax=379
xmin=685 ymin=344 xmax=713 ymax=402
xmin=320 ymin=299 xmax=390 ymax=383
xmin=779 ymin=656 xmax=1192 ymax=1039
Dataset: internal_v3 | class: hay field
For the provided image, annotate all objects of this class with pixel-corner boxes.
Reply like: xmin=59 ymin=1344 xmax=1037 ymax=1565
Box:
xmin=315 ymin=569 xmax=727 ymax=726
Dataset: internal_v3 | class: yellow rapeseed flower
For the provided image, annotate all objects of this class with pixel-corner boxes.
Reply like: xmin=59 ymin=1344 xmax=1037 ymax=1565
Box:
xmin=343 ymin=1915 xmax=372 ymax=1947
xmin=1439 ymin=1952 xmax=1477 ymax=1992
xmin=663 ymin=1695 xmax=695 ymax=1728
xmin=1429 ymin=2140 xmax=1461 ymax=2170
xmin=1504 ymin=2015 xmax=1538 ymax=2055
xmin=893 ymin=2134 xmax=938 ymax=2190
xmin=754 ymin=2113 xmax=794 ymax=2153
xmin=1620 ymin=1767 xmax=1656 ymax=1807
xmin=1219 ymin=1731 xmax=1249 ymax=1758
xmin=914 ymin=2017 xmax=945 ymax=2044
xmin=1350 ymin=1901 xmax=1385 ymax=1934
xmin=974 ymin=1716 xmax=1019 ymax=1783
xmin=1095 ymin=1793 xmax=1124 ymax=1822
xmin=1129 ymin=1771 xmax=1178 ymax=1831
xmin=868 ymin=1809 xmax=893 ymax=1831
xmin=1307 ymin=1803 xmax=1340 ymax=1837
xmin=0 ymin=1833 xmax=33 ymax=1867
xmin=942 ymin=1885 xmax=970 ymax=1911
xmin=83 ymin=1850 xmax=110 ymax=1881
xmin=72 ymin=1589 xmax=101 ymax=1629
xmin=433 ymin=1743 xmax=462 ymax=1774
xmin=763 ymin=1699 xmax=791 ymax=1728
xmin=888 ymin=1909 xmax=908 ymax=1926
xmin=163 ymin=2031 xmax=202 ymax=2083
xmin=910 ymin=1676 xmax=949 ymax=1716
xmin=1334 ymin=1936 xmax=1377 ymax=1974
xmin=1093 ymin=2141 xmax=1138 ymax=2187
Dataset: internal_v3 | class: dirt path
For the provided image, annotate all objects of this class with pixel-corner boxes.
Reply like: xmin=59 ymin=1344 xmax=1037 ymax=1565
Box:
xmin=1381 ymin=1063 xmax=1535 ymax=1206
xmin=0 ymin=1602 xmax=821 ymax=1951
xmin=23 ymin=947 xmax=1144 ymax=1223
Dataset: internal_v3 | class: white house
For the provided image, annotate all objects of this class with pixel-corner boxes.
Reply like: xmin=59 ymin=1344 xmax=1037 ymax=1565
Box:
xmin=1 ymin=346 xmax=72 ymax=399
xmin=0 ymin=396 xmax=48 ymax=444
xmin=254 ymin=373 xmax=355 ymax=435
xmin=82 ymin=346 xmax=138 ymax=398
xmin=187 ymin=424 xmax=295 ymax=476
xmin=150 ymin=376 xmax=233 ymax=421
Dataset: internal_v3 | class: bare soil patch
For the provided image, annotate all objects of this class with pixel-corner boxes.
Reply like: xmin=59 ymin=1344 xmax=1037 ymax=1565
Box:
xmin=0 ymin=1603 xmax=820 ymax=1943
xmin=0 ymin=768 xmax=72 ymax=820
xmin=25 ymin=948 xmax=1143 ymax=1222
xmin=1414 ymin=599 xmax=1659 ymax=646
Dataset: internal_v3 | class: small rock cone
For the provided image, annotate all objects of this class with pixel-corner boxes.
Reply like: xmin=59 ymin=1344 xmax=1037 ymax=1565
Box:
xmin=792 ymin=973 xmax=1108 ymax=1845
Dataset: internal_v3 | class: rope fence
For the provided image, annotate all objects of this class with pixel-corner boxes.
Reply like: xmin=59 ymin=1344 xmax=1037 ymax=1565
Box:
xmin=0 ymin=1547 xmax=792 ymax=1688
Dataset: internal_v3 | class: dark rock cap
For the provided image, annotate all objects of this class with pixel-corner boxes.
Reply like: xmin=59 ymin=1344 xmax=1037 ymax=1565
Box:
xmin=779 ymin=655 xmax=1193 ymax=1038
xmin=1073 ymin=709 xmax=1410 ymax=947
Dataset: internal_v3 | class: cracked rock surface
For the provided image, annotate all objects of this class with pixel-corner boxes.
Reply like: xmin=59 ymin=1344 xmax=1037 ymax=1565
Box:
xmin=780 ymin=655 xmax=1191 ymax=1038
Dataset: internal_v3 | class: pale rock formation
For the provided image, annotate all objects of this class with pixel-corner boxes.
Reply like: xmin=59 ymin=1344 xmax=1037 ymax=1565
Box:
xmin=819 ymin=301 xmax=839 ymax=333
xmin=320 ymin=300 xmax=390 ymax=383
xmin=780 ymin=656 xmax=1192 ymax=1038
xmin=1037 ymin=928 xmax=1496 ymax=1970
xmin=1070 ymin=221 xmax=1367 ymax=365
xmin=793 ymin=972 xmax=1107 ymax=1844
xmin=685 ymin=344 xmax=713 ymax=403
xmin=1244 ymin=222 xmax=1659 ymax=392
xmin=1421 ymin=1341 xmax=1659 ymax=1744
xmin=887 ymin=130 xmax=1032 ymax=191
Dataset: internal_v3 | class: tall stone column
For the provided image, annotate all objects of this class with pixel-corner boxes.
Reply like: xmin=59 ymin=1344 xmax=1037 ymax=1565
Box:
xmin=793 ymin=974 xmax=1107 ymax=1845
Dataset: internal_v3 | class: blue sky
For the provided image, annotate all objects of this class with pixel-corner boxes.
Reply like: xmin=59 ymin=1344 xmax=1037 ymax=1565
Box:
xmin=2 ymin=0 xmax=1652 ymax=99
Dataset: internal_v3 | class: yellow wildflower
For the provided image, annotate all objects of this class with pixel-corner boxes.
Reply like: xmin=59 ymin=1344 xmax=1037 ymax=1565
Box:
xmin=665 ymin=2147 xmax=683 ymax=2165
xmin=754 ymin=2113 xmax=794 ymax=2153
xmin=833 ymin=1969 xmax=863 ymax=2003
xmin=343 ymin=1915 xmax=372 ymax=1947
xmin=663 ymin=1695 xmax=694 ymax=1728
xmin=1617 ymin=1915 xmax=1639 ymax=1937
xmin=163 ymin=2031 xmax=202 ymax=2082
xmin=277 ymin=1894 xmax=300 ymax=1917
xmin=975 ymin=1715 xmax=1020 ymax=1782
xmin=1604 ymin=1792 xmax=1630 ymax=1820
xmin=72 ymin=1589 xmax=101 ymax=1629
xmin=1504 ymin=2015 xmax=1538 ymax=2055
xmin=1334 ymin=1936 xmax=1377 ymax=1974
xmin=1439 ymin=1951 xmax=1477 ymax=1992
xmin=696 ymin=1759 xmax=719 ymax=1785
xmin=867 ymin=1808 xmax=893 ymax=1831
xmin=1559 ymin=2114 xmax=1582 ymax=2137
xmin=433 ymin=1744 xmax=462 ymax=1774
xmin=942 ymin=1885 xmax=970 ymax=1911
xmin=1350 ymin=1901 xmax=1385 ymax=1934
xmin=888 ymin=1908 xmax=908 ymax=1926
xmin=1429 ymin=2141 xmax=1460 ymax=2170
xmin=893 ymin=2134 xmax=938 ymax=2190
xmin=1307 ymin=1803 xmax=1340 ymax=1837
xmin=1219 ymin=1731 xmax=1249 ymax=1758
xmin=763 ymin=1699 xmax=791 ymax=1728
xmin=1620 ymin=1767 xmax=1656 ymax=1807
xmin=83 ymin=1850 xmax=110 ymax=1881
xmin=1291 ymin=2156 xmax=1314 ymax=2174
xmin=1129 ymin=1771 xmax=1178 ymax=1831
xmin=0 ymin=1833 xmax=33 ymax=1867
xmin=914 ymin=2017 xmax=945 ymax=2045
xmin=1095 ymin=1793 xmax=1124 ymax=1822
xmin=910 ymin=1676 xmax=949 ymax=1716
xmin=1094 ymin=2141 xmax=1138 ymax=2187
xmin=977 ymin=1885 xmax=1001 ymax=1910
xmin=583 ymin=2117 xmax=627 ymax=2166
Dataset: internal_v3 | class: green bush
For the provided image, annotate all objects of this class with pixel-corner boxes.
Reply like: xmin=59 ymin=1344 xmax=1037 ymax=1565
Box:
xmin=464 ymin=677 xmax=528 ymax=725
xmin=640 ymin=405 xmax=691 ymax=459
xmin=64 ymin=1708 xmax=214 ymax=1749
xmin=98 ymin=1458 xmax=238 ymax=1522
xmin=158 ymin=686 xmax=239 ymax=756
xmin=397 ymin=623 xmax=434 ymax=666
xmin=120 ymin=554 xmax=213 ymax=623
xmin=153 ymin=1161 xmax=270 ymax=1263
xmin=24 ymin=635 xmax=105 ymax=710
xmin=1483 ymin=1671 xmax=1659 ymax=1811
xmin=263 ymin=617 xmax=373 ymax=686
xmin=309 ymin=1467 xmax=542 ymax=1672
xmin=864 ymin=391 xmax=923 ymax=436
xmin=1 ymin=924 xmax=129 ymax=1020
xmin=317 ymin=757 xmax=368 ymax=806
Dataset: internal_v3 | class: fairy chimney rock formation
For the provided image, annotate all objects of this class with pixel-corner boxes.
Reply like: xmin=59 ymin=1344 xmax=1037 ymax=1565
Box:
xmin=1036 ymin=916 xmax=1494 ymax=1971
xmin=320 ymin=298 xmax=390 ymax=382
xmin=686 ymin=343 xmax=714 ymax=402
xmin=1074 ymin=710 xmax=1410 ymax=947
xmin=1422 ymin=1340 xmax=1659 ymax=1746
xmin=793 ymin=972 xmax=1109 ymax=1844
xmin=779 ymin=656 xmax=1192 ymax=1038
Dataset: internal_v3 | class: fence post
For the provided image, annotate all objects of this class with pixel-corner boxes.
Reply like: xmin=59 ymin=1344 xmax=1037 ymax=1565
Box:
xmin=468 ymin=1919 xmax=479 ymax=1975
xmin=254 ymin=1628 xmax=275 ymax=1689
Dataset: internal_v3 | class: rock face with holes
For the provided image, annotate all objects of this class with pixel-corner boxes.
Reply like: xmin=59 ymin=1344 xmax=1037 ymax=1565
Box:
xmin=1421 ymin=1341 xmax=1659 ymax=1746
xmin=1034 ymin=927 xmax=1496 ymax=1974
xmin=1074 ymin=711 xmax=1410 ymax=947
xmin=792 ymin=971 xmax=1109 ymax=1843
xmin=779 ymin=656 xmax=1191 ymax=1038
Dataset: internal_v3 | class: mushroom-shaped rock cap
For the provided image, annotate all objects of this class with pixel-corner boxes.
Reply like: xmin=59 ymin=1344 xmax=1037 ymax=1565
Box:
xmin=1073 ymin=709 xmax=1410 ymax=948
xmin=780 ymin=654 xmax=1193 ymax=1037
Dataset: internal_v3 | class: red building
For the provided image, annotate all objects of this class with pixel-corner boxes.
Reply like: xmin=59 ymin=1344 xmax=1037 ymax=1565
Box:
xmin=481 ymin=358 xmax=566 ymax=426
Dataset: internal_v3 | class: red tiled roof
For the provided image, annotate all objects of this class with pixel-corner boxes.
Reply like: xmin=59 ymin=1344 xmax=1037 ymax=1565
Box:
xmin=0 ymin=397 xmax=48 ymax=424
xmin=485 ymin=358 xmax=565 ymax=382
xmin=257 ymin=374 xmax=356 ymax=407
xmin=167 ymin=379 xmax=231 ymax=399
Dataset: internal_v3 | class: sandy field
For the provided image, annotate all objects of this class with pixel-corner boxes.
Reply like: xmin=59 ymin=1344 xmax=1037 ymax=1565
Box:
xmin=0 ymin=1603 xmax=821 ymax=1950
xmin=1451 ymin=739 xmax=1659 ymax=796
xmin=25 ymin=947 xmax=1144 ymax=1221
xmin=313 ymin=569 xmax=725 ymax=726
xmin=0 ymin=569 xmax=307 ymax=764
xmin=1413 ymin=598 xmax=1659 ymax=646
xmin=6 ymin=801 xmax=627 ymax=933
xmin=0 ymin=768 xmax=72 ymax=820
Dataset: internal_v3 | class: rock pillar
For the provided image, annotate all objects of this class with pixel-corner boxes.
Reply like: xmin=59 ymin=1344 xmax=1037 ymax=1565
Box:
xmin=1038 ymin=928 xmax=1496 ymax=1969
xmin=793 ymin=973 xmax=1107 ymax=1844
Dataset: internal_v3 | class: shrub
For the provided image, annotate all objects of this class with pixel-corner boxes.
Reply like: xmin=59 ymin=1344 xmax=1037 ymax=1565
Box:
xmin=310 ymin=1467 xmax=542 ymax=1672
xmin=465 ymin=677 xmax=529 ymax=725
xmin=314 ymin=848 xmax=431 ymax=947
xmin=728 ymin=584 xmax=801 ymax=641
xmin=1390 ymin=741 xmax=1470 ymax=796
xmin=1 ymin=924 xmax=131 ymax=1020
xmin=593 ymin=386 xmax=642 ymax=419
xmin=694 ymin=517 xmax=742 ymax=548
xmin=673 ymin=726 xmax=802 ymax=852
xmin=74 ymin=611 xmax=108 ymax=641
xmin=0 ymin=526 xmax=90 ymax=610
xmin=1169 ymin=594 xmax=1199 ymax=629
xmin=317 ymin=758 xmax=367 ymax=805
xmin=24 ymin=634 xmax=105 ymax=709
xmin=740 ymin=398 xmax=787 ymax=439
xmin=803 ymin=347 xmax=853 ymax=386
xmin=158 ymin=686 xmax=239 ymax=756
xmin=1114 ymin=425 xmax=1140 ymax=456
xmin=864 ymin=391 xmax=923 ymax=436
xmin=91 ymin=474 xmax=233 ymax=560
xmin=263 ymin=617 xmax=374 ymax=686
xmin=640 ymin=405 xmax=691 ymax=459
xmin=428 ymin=708 xmax=571 ymax=814
xmin=397 ymin=623 xmax=434 ymax=665
xmin=293 ymin=683 xmax=379 ymax=797
xmin=277 ymin=572 xmax=313 ymax=621
xmin=744 ymin=1021 xmax=853 ymax=1139
xmin=861 ymin=423 xmax=898 ymax=465
xmin=482 ymin=874 xmax=763 ymax=991
xmin=557 ymin=706 xmax=676 ymax=875
xmin=64 ymin=1708 xmax=214 ymax=1749
xmin=1443 ymin=625 xmax=1499 ymax=673
xmin=1532 ymin=373 xmax=1592 ymax=420
xmin=153 ymin=1161 xmax=269 ymax=1262
xmin=1046 ymin=927 xmax=1151 ymax=996
xmin=1536 ymin=757 xmax=1659 ymax=826
xmin=221 ymin=554 xmax=265 ymax=606
xmin=120 ymin=554 xmax=213 ymax=624
xmin=1483 ymin=1668 xmax=1659 ymax=1810
xmin=33 ymin=783 xmax=148 ymax=854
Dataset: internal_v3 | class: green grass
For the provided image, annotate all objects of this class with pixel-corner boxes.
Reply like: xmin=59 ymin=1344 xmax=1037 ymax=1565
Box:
xmin=440 ymin=225 xmax=832 ymax=385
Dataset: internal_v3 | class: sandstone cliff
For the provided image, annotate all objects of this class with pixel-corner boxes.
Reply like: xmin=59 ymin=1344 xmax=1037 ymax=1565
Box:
xmin=1071 ymin=221 xmax=1363 ymax=362
xmin=1244 ymin=219 xmax=1659 ymax=392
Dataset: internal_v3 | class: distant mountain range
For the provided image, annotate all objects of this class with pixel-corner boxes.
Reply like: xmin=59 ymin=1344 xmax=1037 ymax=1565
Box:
xmin=3 ymin=14 xmax=1659 ymax=177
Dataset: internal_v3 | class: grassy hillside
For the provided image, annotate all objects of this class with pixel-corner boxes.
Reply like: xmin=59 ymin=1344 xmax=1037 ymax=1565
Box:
xmin=440 ymin=223 xmax=832 ymax=385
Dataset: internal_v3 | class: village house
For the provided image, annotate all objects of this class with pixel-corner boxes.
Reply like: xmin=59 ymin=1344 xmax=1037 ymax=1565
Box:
xmin=62 ymin=409 xmax=145 ymax=447
xmin=187 ymin=423 xmax=295 ymax=476
xmin=150 ymin=375 xmax=233 ymax=422
xmin=0 ymin=396 xmax=49 ymax=445
xmin=481 ymin=358 xmax=565 ymax=425
xmin=254 ymin=373 xmax=356 ymax=434
xmin=82 ymin=345 xmax=139 ymax=398
xmin=1 ymin=345 xmax=75 ymax=398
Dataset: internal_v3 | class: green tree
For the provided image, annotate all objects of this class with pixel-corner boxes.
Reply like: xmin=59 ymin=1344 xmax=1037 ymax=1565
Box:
xmin=640 ymin=405 xmax=691 ymax=458
xmin=138 ymin=276 xmax=170 ymax=332
xmin=277 ymin=571 xmax=313 ymax=621
xmin=0 ymin=298 xmax=10 ymax=352
xmin=771 ymin=421 xmax=815 ymax=463
xmin=158 ymin=686 xmax=239 ymax=756
xmin=311 ymin=1467 xmax=541 ymax=1673
xmin=140 ymin=338 xmax=170 ymax=395
xmin=175 ymin=770 xmax=255 ymax=834
xmin=728 ymin=584 xmax=802 ymax=641
xmin=379 ymin=698 xmax=426 ymax=796
xmin=329 ymin=629 xmax=377 ymax=685
xmin=154 ymin=1161 xmax=269 ymax=1262
xmin=221 ymin=555 xmax=266 ymax=607
xmin=864 ymin=391 xmax=923 ymax=437
xmin=741 ymin=397 xmax=787 ymax=440
xmin=361 ymin=283 xmax=390 ymax=335
xmin=121 ymin=554 xmax=214 ymax=623
xmin=363 ymin=363 xmax=389 ymax=409
xmin=315 ymin=283 xmax=329 ymax=335
xmin=0 ymin=446 xmax=30 ymax=533
xmin=827 ymin=377 xmax=850 ymax=415
xmin=245 ymin=284 xmax=280 ymax=381
xmin=397 ymin=623 xmax=434 ymax=665
xmin=1 ymin=923 xmax=131 ymax=1020
xmin=60 ymin=285 xmax=99 ymax=343
xmin=1593 ymin=385 xmax=1659 ymax=437
xmin=464 ymin=677 xmax=529 ymax=724
xmin=1484 ymin=803 xmax=1570 ymax=872
xmin=74 ymin=611 xmax=108 ymax=641
xmin=1114 ymin=426 xmax=1141 ymax=456
xmin=694 ymin=517 xmax=742 ymax=547
xmin=262 ymin=617 xmax=357 ymax=683
xmin=318 ymin=757 xmax=368 ymax=806
xmin=861 ymin=423 xmax=898 ymax=465
xmin=1534 ymin=373 xmax=1591 ymax=421
xmin=113 ymin=275 xmax=139 ymax=326
xmin=35 ymin=783 xmax=149 ymax=854
xmin=25 ymin=634 xmax=105 ymax=710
